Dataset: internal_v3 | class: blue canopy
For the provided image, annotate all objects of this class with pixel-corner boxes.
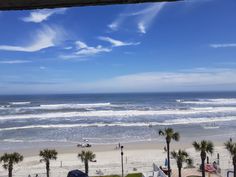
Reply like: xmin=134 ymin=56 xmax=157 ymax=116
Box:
xmin=67 ymin=170 xmax=89 ymax=177
xmin=165 ymin=158 xmax=168 ymax=167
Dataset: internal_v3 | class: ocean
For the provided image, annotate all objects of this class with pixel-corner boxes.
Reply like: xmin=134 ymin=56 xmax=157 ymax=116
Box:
xmin=0 ymin=92 xmax=236 ymax=150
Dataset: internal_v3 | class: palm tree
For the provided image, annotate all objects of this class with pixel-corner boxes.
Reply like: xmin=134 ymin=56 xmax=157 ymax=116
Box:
xmin=171 ymin=149 xmax=193 ymax=177
xmin=0 ymin=152 xmax=23 ymax=177
xmin=224 ymin=138 xmax=236 ymax=177
xmin=192 ymin=140 xmax=214 ymax=177
xmin=159 ymin=128 xmax=180 ymax=177
xmin=39 ymin=149 xmax=58 ymax=177
xmin=78 ymin=150 xmax=96 ymax=175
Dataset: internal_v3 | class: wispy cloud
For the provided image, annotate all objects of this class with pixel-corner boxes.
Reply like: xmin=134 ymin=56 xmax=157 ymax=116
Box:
xmin=61 ymin=41 xmax=112 ymax=59
xmin=108 ymin=2 xmax=166 ymax=34
xmin=98 ymin=36 xmax=140 ymax=47
xmin=0 ymin=60 xmax=31 ymax=64
xmin=21 ymin=8 xmax=67 ymax=23
xmin=75 ymin=68 xmax=236 ymax=92
xmin=40 ymin=66 xmax=46 ymax=70
xmin=0 ymin=25 xmax=64 ymax=52
xmin=210 ymin=43 xmax=236 ymax=48
xmin=137 ymin=3 xmax=166 ymax=34
xmin=6 ymin=81 xmax=59 ymax=85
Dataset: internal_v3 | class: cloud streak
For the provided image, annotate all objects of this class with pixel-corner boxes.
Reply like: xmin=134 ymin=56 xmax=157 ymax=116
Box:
xmin=61 ymin=41 xmax=112 ymax=59
xmin=0 ymin=25 xmax=63 ymax=52
xmin=0 ymin=60 xmax=31 ymax=64
xmin=21 ymin=8 xmax=67 ymax=23
xmin=108 ymin=2 xmax=166 ymax=34
xmin=210 ymin=43 xmax=236 ymax=48
xmin=98 ymin=36 xmax=140 ymax=47
xmin=137 ymin=3 xmax=166 ymax=34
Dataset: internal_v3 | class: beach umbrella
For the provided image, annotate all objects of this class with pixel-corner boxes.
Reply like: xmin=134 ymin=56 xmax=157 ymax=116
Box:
xmin=67 ymin=170 xmax=89 ymax=177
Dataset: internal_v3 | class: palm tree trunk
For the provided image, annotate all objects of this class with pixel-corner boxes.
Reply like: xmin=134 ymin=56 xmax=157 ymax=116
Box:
xmin=233 ymin=155 xmax=236 ymax=177
xmin=201 ymin=158 xmax=205 ymax=177
xmin=8 ymin=163 xmax=13 ymax=177
xmin=8 ymin=167 xmax=12 ymax=177
xmin=167 ymin=141 xmax=171 ymax=177
xmin=178 ymin=167 xmax=181 ymax=177
xmin=234 ymin=164 xmax=236 ymax=177
xmin=46 ymin=161 xmax=50 ymax=177
xmin=85 ymin=160 xmax=89 ymax=175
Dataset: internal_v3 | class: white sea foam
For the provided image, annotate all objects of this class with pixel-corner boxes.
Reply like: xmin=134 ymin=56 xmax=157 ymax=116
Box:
xmin=0 ymin=123 xmax=149 ymax=131
xmin=181 ymin=98 xmax=236 ymax=105
xmin=39 ymin=102 xmax=112 ymax=109
xmin=163 ymin=116 xmax=236 ymax=125
xmin=0 ymin=102 xmax=114 ymax=111
xmin=0 ymin=115 xmax=236 ymax=131
xmin=2 ymin=139 xmax=70 ymax=143
xmin=0 ymin=106 xmax=236 ymax=120
xmin=9 ymin=102 xmax=31 ymax=105
xmin=2 ymin=139 xmax=25 ymax=143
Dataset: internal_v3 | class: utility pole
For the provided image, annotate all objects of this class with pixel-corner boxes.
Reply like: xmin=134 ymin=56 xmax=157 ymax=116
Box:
xmin=121 ymin=145 xmax=124 ymax=177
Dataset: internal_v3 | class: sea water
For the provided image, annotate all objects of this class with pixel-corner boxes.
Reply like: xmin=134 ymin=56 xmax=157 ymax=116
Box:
xmin=0 ymin=92 xmax=236 ymax=150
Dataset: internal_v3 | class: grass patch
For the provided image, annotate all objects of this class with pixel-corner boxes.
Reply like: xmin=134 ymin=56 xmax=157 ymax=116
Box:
xmin=95 ymin=173 xmax=142 ymax=177
xmin=126 ymin=173 xmax=142 ymax=177
xmin=96 ymin=175 xmax=120 ymax=177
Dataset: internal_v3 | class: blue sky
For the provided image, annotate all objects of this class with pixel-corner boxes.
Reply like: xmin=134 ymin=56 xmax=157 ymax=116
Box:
xmin=0 ymin=0 xmax=236 ymax=94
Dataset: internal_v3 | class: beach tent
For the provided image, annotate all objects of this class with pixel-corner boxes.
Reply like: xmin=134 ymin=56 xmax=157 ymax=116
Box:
xmin=67 ymin=170 xmax=89 ymax=177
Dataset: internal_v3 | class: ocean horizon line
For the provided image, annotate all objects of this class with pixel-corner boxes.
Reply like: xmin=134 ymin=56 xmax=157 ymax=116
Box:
xmin=1 ymin=90 xmax=236 ymax=96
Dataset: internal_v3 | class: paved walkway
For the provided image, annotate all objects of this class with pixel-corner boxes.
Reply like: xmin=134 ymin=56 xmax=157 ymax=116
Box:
xmin=171 ymin=168 xmax=222 ymax=177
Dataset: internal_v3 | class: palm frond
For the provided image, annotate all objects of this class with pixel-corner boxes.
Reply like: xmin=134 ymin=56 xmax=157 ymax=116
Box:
xmin=206 ymin=141 xmax=214 ymax=154
xmin=192 ymin=141 xmax=201 ymax=151
xmin=186 ymin=158 xmax=193 ymax=167
xmin=159 ymin=130 xmax=165 ymax=136
xmin=172 ymin=132 xmax=180 ymax=141
xmin=39 ymin=149 xmax=58 ymax=162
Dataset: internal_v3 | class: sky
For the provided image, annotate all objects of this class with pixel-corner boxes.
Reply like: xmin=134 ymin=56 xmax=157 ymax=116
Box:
xmin=0 ymin=0 xmax=236 ymax=94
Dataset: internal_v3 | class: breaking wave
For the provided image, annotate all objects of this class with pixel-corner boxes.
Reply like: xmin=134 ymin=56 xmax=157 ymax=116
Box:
xmin=180 ymin=98 xmax=236 ymax=105
xmin=0 ymin=115 xmax=236 ymax=131
xmin=9 ymin=102 xmax=31 ymax=105
xmin=39 ymin=102 xmax=113 ymax=109
xmin=0 ymin=106 xmax=236 ymax=120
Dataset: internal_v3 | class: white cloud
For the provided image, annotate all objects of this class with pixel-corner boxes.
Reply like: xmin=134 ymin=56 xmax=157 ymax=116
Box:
xmin=0 ymin=25 xmax=63 ymax=52
xmin=22 ymin=8 xmax=67 ymax=23
xmin=137 ymin=2 xmax=166 ymax=34
xmin=108 ymin=2 xmax=166 ymax=34
xmin=64 ymin=46 xmax=73 ymax=50
xmin=0 ymin=60 xmax=31 ymax=64
xmin=61 ymin=41 xmax=112 ymax=59
xmin=98 ymin=36 xmax=140 ymax=47
xmin=40 ymin=66 xmax=46 ymax=70
xmin=210 ymin=43 xmax=236 ymax=48
xmin=108 ymin=22 xmax=119 ymax=31
xmin=138 ymin=23 xmax=146 ymax=34
xmin=75 ymin=68 xmax=236 ymax=92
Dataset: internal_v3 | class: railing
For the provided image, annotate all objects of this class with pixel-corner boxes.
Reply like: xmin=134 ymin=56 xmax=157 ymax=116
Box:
xmin=142 ymin=163 xmax=167 ymax=177
xmin=153 ymin=163 xmax=167 ymax=177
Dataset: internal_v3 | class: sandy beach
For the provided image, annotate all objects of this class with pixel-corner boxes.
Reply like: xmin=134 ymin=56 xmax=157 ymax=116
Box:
xmin=0 ymin=140 xmax=233 ymax=177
